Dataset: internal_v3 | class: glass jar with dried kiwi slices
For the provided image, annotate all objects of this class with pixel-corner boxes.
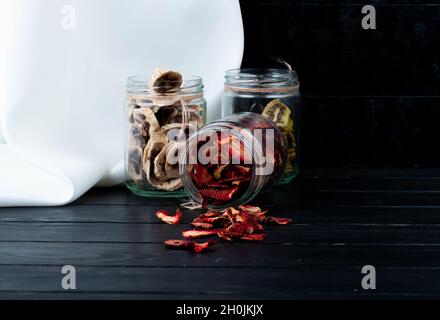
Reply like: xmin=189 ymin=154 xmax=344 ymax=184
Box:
xmin=222 ymin=68 xmax=300 ymax=184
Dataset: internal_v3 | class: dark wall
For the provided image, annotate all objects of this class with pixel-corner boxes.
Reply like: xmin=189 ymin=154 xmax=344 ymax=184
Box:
xmin=240 ymin=0 xmax=440 ymax=168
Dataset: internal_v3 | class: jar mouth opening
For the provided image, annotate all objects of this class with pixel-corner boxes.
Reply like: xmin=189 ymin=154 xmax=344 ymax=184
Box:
xmin=127 ymin=75 xmax=204 ymax=94
xmin=225 ymin=68 xmax=298 ymax=88
xmin=179 ymin=125 xmax=264 ymax=210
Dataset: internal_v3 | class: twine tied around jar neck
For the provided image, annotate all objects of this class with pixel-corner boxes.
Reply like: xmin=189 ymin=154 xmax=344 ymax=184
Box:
xmin=223 ymin=83 xmax=299 ymax=94
xmin=127 ymin=71 xmax=204 ymax=126
xmin=127 ymin=91 xmax=204 ymax=127
xmin=127 ymin=91 xmax=204 ymax=107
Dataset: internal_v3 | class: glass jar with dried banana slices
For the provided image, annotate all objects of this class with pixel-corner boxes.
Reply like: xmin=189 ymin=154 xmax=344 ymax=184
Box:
xmin=222 ymin=68 xmax=300 ymax=184
xmin=125 ymin=69 xmax=206 ymax=197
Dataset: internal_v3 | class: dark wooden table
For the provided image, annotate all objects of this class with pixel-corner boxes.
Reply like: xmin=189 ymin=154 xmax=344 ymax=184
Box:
xmin=1 ymin=169 xmax=440 ymax=299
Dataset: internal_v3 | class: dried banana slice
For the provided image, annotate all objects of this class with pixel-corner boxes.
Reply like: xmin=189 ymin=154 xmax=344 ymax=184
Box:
xmin=154 ymin=143 xmax=172 ymax=182
xmin=127 ymin=146 xmax=144 ymax=182
xmin=154 ymin=105 xmax=178 ymax=126
xmin=129 ymin=123 xmax=148 ymax=149
xmin=155 ymin=178 xmax=183 ymax=191
xmin=161 ymin=123 xmax=197 ymax=142
xmin=154 ymin=141 xmax=182 ymax=182
xmin=165 ymin=142 xmax=182 ymax=179
xmin=132 ymin=107 xmax=160 ymax=139
xmin=149 ymin=68 xmax=182 ymax=94
xmin=143 ymin=132 xmax=168 ymax=184
xmin=143 ymin=133 xmax=183 ymax=191
xmin=154 ymin=103 xmax=203 ymax=124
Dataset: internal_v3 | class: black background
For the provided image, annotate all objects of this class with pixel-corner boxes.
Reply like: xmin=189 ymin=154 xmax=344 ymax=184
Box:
xmin=240 ymin=0 xmax=440 ymax=168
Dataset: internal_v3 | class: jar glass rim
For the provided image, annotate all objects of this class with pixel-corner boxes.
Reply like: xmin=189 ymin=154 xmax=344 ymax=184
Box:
xmin=127 ymin=75 xmax=203 ymax=94
xmin=225 ymin=68 xmax=298 ymax=88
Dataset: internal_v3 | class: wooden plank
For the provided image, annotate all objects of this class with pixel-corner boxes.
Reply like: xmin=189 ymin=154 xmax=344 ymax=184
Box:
xmin=292 ymin=207 xmax=440 ymax=224
xmin=0 ymin=266 xmax=439 ymax=299
xmin=292 ymin=191 xmax=440 ymax=207
xmin=0 ymin=222 xmax=439 ymax=245
xmin=0 ymin=242 xmax=440 ymax=267
xmin=72 ymin=169 xmax=440 ymax=206
xmin=0 ymin=205 xmax=174 ymax=223
xmin=1 ymin=291 xmax=439 ymax=300
xmin=1 ymin=205 xmax=440 ymax=224
xmin=71 ymin=179 xmax=440 ymax=208
xmin=299 ymin=168 xmax=440 ymax=179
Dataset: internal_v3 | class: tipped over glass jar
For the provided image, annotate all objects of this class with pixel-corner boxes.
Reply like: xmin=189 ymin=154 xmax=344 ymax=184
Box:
xmin=125 ymin=69 xmax=206 ymax=197
xmin=179 ymin=112 xmax=287 ymax=209
xmin=222 ymin=68 xmax=300 ymax=184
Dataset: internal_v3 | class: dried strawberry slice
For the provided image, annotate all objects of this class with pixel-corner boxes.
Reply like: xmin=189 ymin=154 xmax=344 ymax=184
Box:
xmin=238 ymin=205 xmax=262 ymax=213
xmin=237 ymin=205 xmax=268 ymax=222
xmin=213 ymin=165 xmax=229 ymax=180
xmin=164 ymin=239 xmax=191 ymax=249
xmin=191 ymin=220 xmax=214 ymax=229
xmin=203 ymin=181 xmax=233 ymax=189
xmin=192 ymin=214 xmax=229 ymax=229
xmin=156 ymin=209 xmax=183 ymax=225
xmin=222 ymin=207 xmax=237 ymax=224
xmin=192 ymin=240 xmax=216 ymax=254
xmin=221 ymin=222 xmax=250 ymax=238
xmin=240 ymin=234 xmax=266 ymax=241
xmin=265 ymin=216 xmax=293 ymax=225
xmin=199 ymin=185 xmax=238 ymax=202
xmin=217 ymin=230 xmax=233 ymax=241
xmin=193 ymin=164 xmax=213 ymax=187
xmin=164 ymin=239 xmax=215 ymax=254
xmin=203 ymin=211 xmax=221 ymax=218
xmin=182 ymin=229 xmax=220 ymax=239
xmin=223 ymin=165 xmax=252 ymax=180
xmin=234 ymin=165 xmax=252 ymax=175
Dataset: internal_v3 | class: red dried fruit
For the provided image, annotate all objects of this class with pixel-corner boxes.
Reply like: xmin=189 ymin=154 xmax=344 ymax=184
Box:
xmin=164 ymin=239 xmax=215 ymax=254
xmin=238 ymin=205 xmax=262 ymax=213
xmin=217 ymin=230 xmax=233 ymax=241
xmin=192 ymin=213 xmax=229 ymax=229
xmin=164 ymin=239 xmax=192 ymax=249
xmin=199 ymin=185 xmax=239 ymax=208
xmin=221 ymin=136 xmax=251 ymax=163
xmin=192 ymin=240 xmax=216 ymax=253
xmin=234 ymin=165 xmax=252 ymax=176
xmin=156 ymin=209 xmax=183 ymax=225
xmin=161 ymin=205 xmax=293 ymax=253
xmin=193 ymin=164 xmax=214 ymax=187
xmin=203 ymin=211 xmax=221 ymax=218
xmin=223 ymin=165 xmax=252 ymax=180
xmin=182 ymin=229 xmax=220 ymax=239
xmin=266 ymin=216 xmax=293 ymax=225
xmin=204 ymin=181 xmax=234 ymax=189
xmin=240 ymin=234 xmax=266 ymax=241
xmin=220 ymin=222 xmax=251 ymax=238
xmin=213 ymin=165 xmax=229 ymax=180
xmin=191 ymin=221 xmax=214 ymax=229
xmin=223 ymin=207 xmax=238 ymax=224
xmin=237 ymin=205 xmax=268 ymax=222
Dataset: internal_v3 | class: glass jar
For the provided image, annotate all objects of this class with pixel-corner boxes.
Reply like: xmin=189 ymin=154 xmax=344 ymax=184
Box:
xmin=179 ymin=112 xmax=287 ymax=209
xmin=222 ymin=68 xmax=300 ymax=184
xmin=125 ymin=75 xmax=206 ymax=197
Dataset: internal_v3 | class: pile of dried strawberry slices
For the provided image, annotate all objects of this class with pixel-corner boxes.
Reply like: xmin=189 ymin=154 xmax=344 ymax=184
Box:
xmin=156 ymin=205 xmax=292 ymax=254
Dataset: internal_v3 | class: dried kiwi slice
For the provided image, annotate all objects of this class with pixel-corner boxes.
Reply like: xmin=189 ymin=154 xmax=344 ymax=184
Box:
xmin=261 ymin=99 xmax=291 ymax=129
